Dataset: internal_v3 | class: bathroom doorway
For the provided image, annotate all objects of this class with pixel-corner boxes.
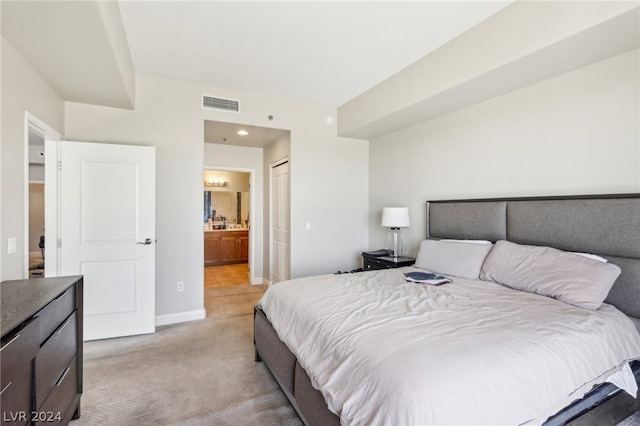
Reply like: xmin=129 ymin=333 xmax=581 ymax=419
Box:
xmin=203 ymin=118 xmax=291 ymax=290
xmin=25 ymin=114 xmax=62 ymax=279
xmin=203 ymin=169 xmax=251 ymax=289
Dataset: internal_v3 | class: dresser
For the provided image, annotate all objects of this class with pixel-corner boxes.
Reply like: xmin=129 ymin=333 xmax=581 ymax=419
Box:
xmin=1 ymin=276 xmax=83 ymax=426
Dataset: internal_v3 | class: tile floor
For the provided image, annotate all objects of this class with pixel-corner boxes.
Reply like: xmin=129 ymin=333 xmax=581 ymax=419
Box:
xmin=204 ymin=263 xmax=250 ymax=287
xmin=203 ymin=263 xmax=266 ymax=319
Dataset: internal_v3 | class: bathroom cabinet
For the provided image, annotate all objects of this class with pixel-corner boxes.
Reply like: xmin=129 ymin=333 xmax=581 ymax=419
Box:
xmin=205 ymin=230 xmax=248 ymax=265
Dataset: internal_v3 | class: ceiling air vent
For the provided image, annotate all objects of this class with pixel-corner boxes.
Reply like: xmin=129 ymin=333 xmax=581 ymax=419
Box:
xmin=202 ymin=95 xmax=240 ymax=112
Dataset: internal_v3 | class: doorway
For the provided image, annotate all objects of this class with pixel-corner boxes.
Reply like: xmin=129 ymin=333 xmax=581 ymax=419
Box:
xmin=203 ymin=169 xmax=252 ymax=290
xmin=28 ymin=182 xmax=45 ymax=277
xmin=27 ymin=126 xmax=46 ymax=277
xmin=203 ymin=118 xmax=291 ymax=289
xmin=24 ymin=113 xmax=62 ymax=279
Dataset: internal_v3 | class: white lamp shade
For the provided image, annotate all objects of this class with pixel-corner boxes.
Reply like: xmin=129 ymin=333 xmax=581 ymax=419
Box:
xmin=381 ymin=207 xmax=410 ymax=228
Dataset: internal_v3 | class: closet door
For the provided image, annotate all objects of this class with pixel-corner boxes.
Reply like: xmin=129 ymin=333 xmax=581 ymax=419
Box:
xmin=272 ymin=160 xmax=290 ymax=283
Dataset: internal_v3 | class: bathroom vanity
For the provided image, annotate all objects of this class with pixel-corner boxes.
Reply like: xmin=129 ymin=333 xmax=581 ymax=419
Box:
xmin=204 ymin=229 xmax=249 ymax=266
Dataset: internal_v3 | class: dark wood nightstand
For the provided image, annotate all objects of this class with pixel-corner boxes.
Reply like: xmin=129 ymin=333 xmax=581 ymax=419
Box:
xmin=362 ymin=254 xmax=415 ymax=270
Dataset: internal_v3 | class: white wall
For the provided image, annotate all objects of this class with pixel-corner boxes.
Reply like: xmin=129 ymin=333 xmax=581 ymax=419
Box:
xmin=65 ymin=73 xmax=369 ymax=319
xmin=291 ymin=126 xmax=369 ymax=275
xmin=203 ymin=170 xmax=250 ymax=193
xmin=29 ymin=164 xmax=45 ymax=182
xmin=369 ymin=49 xmax=640 ymax=255
xmin=339 ymin=1 xmax=638 ymax=139
xmin=1 ymin=36 xmax=65 ymax=280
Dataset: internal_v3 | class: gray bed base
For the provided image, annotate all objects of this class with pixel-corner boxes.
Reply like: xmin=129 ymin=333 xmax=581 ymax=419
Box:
xmin=254 ymin=194 xmax=640 ymax=426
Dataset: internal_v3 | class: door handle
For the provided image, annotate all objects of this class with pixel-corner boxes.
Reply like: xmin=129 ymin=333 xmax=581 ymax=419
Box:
xmin=137 ymin=238 xmax=153 ymax=245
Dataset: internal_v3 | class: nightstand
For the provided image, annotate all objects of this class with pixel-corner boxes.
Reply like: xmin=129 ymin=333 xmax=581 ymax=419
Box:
xmin=362 ymin=254 xmax=415 ymax=270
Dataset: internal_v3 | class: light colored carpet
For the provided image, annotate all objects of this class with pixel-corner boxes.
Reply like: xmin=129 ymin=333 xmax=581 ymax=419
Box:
xmin=71 ymin=284 xmax=302 ymax=426
xmin=619 ymin=412 xmax=640 ymax=426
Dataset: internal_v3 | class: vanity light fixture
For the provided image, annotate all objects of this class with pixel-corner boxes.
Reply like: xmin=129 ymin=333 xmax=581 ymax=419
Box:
xmin=205 ymin=179 xmax=228 ymax=187
xmin=237 ymin=130 xmax=249 ymax=136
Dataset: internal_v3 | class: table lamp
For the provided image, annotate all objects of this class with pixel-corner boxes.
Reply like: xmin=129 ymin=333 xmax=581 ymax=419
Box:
xmin=381 ymin=207 xmax=410 ymax=258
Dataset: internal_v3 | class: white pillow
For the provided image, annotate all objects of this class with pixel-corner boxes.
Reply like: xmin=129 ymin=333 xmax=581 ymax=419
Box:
xmin=440 ymin=239 xmax=493 ymax=245
xmin=415 ymin=239 xmax=494 ymax=279
xmin=571 ymin=252 xmax=608 ymax=263
xmin=479 ymin=240 xmax=620 ymax=310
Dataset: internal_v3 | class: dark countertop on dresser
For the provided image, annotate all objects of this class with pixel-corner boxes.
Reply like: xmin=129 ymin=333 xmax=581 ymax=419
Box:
xmin=1 ymin=275 xmax=82 ymax=336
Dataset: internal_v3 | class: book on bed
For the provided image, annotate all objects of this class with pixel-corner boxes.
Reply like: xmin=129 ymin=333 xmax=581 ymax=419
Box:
xmin=404 ymin=271 xmax=451 ymax=285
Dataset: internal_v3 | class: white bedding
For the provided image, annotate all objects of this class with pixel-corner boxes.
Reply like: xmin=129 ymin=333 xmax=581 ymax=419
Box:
xmin=258 ymin=267 xmax=640 ymax=426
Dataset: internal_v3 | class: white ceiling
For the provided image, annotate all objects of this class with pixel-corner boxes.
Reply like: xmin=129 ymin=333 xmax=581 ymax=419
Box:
xmin=2 ymin=1 xmax=136 ymax=109
xmin=118 ymin=1 xmax=514 ymax=107
xmin=204 ymin=120 xmax=289 ymax=147
xmin=2 ymin=0 xmax=514 ymax=146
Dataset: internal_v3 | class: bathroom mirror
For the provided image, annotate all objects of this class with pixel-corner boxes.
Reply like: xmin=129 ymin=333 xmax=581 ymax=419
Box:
xmin=204 ymin=191 xmax=249 ymax=228
xmin=203 ymin=170 xmax=250 ymax=229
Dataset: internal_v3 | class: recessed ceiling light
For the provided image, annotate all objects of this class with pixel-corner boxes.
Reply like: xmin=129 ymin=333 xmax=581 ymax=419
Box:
xmin=237 ymin=130 xmax=249 ymax=136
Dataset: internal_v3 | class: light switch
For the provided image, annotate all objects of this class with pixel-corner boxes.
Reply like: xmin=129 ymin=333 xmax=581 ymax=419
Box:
xmin=7 ymin=237 xmax=16 ymax=254
xmin=305 ymin=222 xmax=311 ymax=231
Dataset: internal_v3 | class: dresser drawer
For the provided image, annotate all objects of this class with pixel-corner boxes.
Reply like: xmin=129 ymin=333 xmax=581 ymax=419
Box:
xmin=0 ymin=363 xmax=31 ymax=426
xmin=35 ymin=356 xmax=78 ymax=426
xmin=39 ymin=286 xmax=75 ymax=344
xmin=35 ymin=312 xmax=77 ymax=408
xmin=1 ymin=316 xmax=39 ymax=385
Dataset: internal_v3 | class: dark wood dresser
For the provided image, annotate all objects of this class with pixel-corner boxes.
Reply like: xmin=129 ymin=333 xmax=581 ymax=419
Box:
xmin=1 ymin=276 xmax=83 ymax=426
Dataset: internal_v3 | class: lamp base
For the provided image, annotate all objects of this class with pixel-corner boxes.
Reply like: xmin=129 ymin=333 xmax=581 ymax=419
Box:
xmin=387 ymin=227 xmax=405 ymax=258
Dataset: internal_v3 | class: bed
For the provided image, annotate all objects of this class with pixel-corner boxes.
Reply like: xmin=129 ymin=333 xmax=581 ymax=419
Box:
xmin=254 ymin=194 xmax=640 ymax=425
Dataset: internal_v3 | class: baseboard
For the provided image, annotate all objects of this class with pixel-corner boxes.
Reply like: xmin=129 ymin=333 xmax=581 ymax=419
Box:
xmin=251 ymin=276 xmax=267 ymax=285
xmin=155 ymin=309 xmax=206 ymax=326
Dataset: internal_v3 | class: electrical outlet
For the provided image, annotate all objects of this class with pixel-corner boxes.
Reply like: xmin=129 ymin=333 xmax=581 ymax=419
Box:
xmin=177 ymin=281 xmax=184 ymax=292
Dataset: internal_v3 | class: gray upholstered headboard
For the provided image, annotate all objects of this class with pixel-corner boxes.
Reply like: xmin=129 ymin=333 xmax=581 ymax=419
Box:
xmin=426 ymin=194 xmax=640 ymax=330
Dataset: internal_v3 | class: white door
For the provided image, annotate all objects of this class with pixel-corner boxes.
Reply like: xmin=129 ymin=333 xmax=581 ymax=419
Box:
xmin=272 ymin=160 xmax=290 ymax=283
xmin=60 ymin=141 xmax=156 ymax=341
